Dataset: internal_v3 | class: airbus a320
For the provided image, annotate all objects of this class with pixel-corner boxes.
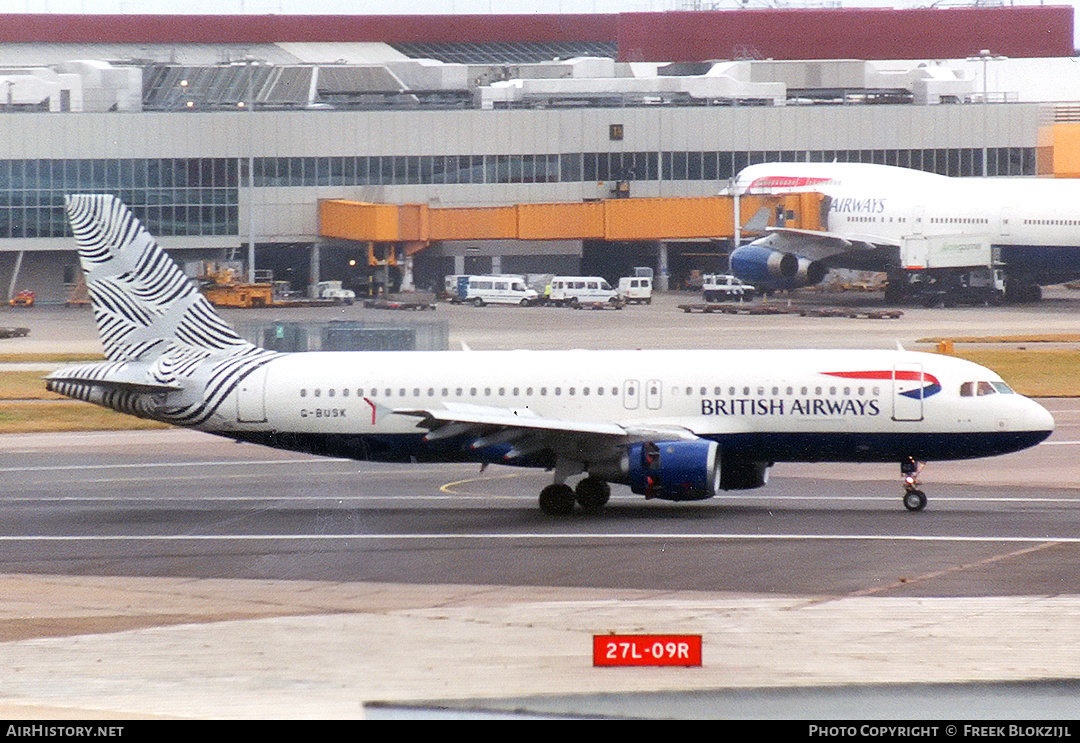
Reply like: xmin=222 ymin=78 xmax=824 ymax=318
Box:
xmin=47 ymin=194 xmax=1054 ymax=515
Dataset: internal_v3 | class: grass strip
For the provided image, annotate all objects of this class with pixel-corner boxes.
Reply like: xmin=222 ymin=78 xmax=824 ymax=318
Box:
xmin=0 ymin=353 xmax=104 ymax=363
xmin=1 ymin=371 xmax=65 ymax=400
xmin=917 ymin=334 xmax=1080 ymax=344
xmin=942 ymin=349 xmax=1080 ymax=397
xmin=0 ymin=401 xmax=169 ymax=434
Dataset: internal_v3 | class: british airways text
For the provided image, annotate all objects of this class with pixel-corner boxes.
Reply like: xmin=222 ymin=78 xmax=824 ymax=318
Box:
xmin=701 ymin=397 xmax=881 ymax=417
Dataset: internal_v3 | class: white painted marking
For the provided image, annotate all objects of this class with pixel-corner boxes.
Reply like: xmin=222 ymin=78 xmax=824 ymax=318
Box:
xmin=0 ymin=534 xmax=1074 ymax=544
xmin=0 ymin=459 xmax=349 ymax=473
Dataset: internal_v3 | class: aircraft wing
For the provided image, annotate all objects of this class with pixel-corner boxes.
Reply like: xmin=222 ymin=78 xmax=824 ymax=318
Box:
xmin=393 ymin=401 xmax=703 ymax=462
xmin=756 ymin=227 xmax=901 ymax=263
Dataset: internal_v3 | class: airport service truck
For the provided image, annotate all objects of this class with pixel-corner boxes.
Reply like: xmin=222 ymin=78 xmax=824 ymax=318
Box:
xmin=885 ymin=235 xmax=1006 ymax=306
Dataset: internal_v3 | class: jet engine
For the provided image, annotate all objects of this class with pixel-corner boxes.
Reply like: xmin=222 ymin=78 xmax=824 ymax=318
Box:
xmin=624 ymin=440 xmax=721 ymax=501
xmin=586 ymin=441 xmax=772 ymax=501
xmin=729 ymin=244 xmax=826 ymax=290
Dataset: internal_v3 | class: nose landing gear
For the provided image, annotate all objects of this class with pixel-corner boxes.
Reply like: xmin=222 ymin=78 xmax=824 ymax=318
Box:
xmin=901 ymin=457 xmax=927 ymax=512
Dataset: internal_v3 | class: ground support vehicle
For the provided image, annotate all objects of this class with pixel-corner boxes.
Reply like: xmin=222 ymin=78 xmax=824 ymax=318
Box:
xmin=548 ymin=277 xmax=620 ymax=307
xmin=447 ymin=275 xmax=538 ymax=306
xmin=9 ymin=290 xmax=34 ymax=307
xmin=316 ymin=281 xmax=356 ymax=305
xmin=702 ymin=274 xmax=756 ymax=302
xmin=884 ymin=237 xmax=1006 ymax=307
xmin=617 ymin=276 xmax=653 ymax=304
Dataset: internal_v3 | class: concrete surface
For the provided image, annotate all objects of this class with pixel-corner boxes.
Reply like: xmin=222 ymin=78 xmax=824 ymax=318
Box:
xmin=2 ymin=575 xmax=1080 ymax=719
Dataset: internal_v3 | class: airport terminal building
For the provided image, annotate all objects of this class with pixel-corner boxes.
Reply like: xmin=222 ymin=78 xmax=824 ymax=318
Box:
xmin=0 ymin=7 xmax=1076 ymax=301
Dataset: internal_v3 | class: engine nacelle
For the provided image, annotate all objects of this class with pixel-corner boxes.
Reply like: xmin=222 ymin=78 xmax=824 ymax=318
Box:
xmin=729 ymin=244 xmax=826 ymax=290
xmin=625 ymin=440 xmax=721 ymax=501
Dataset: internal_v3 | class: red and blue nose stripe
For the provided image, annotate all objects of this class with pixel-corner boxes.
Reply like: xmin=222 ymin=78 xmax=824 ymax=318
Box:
xmin=823 ymin=370 xmax=942 ymax=399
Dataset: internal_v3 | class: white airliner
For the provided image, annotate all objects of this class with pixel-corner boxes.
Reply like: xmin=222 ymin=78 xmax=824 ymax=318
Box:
xmin=47 ymin=194 xmax=1054 ymax=515
xmin=729 ymin=161 xmax=1080 ymax=302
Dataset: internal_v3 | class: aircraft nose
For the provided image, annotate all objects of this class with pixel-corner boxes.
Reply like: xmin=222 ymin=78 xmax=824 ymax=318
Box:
xmin=1028 ymin=399 xmax=1056 ymax=437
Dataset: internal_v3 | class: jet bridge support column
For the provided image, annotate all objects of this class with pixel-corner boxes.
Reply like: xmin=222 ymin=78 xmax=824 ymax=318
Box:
xmin=656 ymin=241 xmax=669 ymax=293
xmin=307 ymin=241 xmax=321 ymax=299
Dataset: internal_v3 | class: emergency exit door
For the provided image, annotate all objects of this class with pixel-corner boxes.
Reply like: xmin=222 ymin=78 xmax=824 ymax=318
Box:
xmin=236 ymin=366 xmax=268 ymax=423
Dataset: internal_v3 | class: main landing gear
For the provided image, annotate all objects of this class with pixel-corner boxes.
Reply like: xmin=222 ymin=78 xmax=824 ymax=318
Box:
xmin=538 ymin=476 xmax=611 ymax=516
xmin=901 ymin=457 xmax=927 ymax=512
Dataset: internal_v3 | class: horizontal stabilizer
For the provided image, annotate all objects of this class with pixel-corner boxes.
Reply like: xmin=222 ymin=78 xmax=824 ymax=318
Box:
xmin=46 ymin=362 xmax=183 ymax=395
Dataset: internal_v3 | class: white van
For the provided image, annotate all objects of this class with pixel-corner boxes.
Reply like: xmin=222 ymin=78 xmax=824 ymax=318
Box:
xmin=548 ymin=276 xmax=620 ymax=307
xmin=702 ymin=274 xmax=756 ymax=302
xmin=460 ymin=275 xmax=538 ymax=306
xmin=617 ymin=276 xmax=653 ymax=304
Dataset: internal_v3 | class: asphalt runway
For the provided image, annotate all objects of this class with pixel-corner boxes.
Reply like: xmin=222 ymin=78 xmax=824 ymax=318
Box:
xmin=3 ymin=405 xmax=1080 ymax=595
xmin=4 ymin=292 xmax=1080 ymax=718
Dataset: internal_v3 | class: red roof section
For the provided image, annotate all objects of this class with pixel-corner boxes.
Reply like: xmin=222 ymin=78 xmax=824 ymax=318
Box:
xmin=617 ymin=7 xmax=1076 ymax=61
xmin=0 ymin=13 xmax=617 ymax=44
xmin=0 ymin=7 xmax=1072 ymax=59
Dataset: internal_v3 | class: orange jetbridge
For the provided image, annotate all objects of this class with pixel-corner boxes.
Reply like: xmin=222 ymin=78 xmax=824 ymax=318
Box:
xmin=319 ymin=192 xmax=824 ymax=252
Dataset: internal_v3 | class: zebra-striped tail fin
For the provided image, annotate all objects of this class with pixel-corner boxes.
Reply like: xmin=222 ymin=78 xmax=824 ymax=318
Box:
xmin=64 ymin=194 xmax=252 ymax=362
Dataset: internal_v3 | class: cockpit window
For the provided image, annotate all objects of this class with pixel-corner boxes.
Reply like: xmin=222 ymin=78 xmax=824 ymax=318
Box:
xmin=961 ymin=380 xmax=1012 ymax=397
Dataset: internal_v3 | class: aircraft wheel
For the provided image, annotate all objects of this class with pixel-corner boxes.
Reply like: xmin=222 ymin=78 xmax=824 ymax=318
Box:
xmin=903 ymin=489 xmax=927 ymax=512
xmin=574 ymin=477 xmax=611 ymax=514
xmin=539 ymin=483 xmax=576 ymax=516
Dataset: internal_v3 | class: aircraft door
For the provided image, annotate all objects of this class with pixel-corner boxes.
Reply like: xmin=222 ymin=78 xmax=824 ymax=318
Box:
xmin=912 ymin=205 xmax=924 ymax=236
xmin=645 ymin=379 xmax=663 ymax=410
xmin=236 ymin=365 xmax=268 ymax=423
xmin=892 ymin=362 xmax=925 ymax=422
xmin=1000 ymin=207 xmax=1012 ymax=238
xmin=623 ymin=380 xmax=640 ymax=410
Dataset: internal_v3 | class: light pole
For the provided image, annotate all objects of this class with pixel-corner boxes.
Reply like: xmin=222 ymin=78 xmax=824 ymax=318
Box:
xmin=968 ymin=49 xmax=1007 ymax=177
xmin=240 ymin=58 xmax=259 ymax=284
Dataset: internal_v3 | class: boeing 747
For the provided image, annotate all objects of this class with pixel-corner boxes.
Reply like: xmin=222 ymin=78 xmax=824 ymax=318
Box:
xmin=730 ymin=161 xmax=1080 ymax=304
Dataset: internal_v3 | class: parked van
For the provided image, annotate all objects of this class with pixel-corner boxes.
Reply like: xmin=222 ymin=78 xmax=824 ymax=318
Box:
xmin=452 ymin=275 xmax=538 ymax=306
xmin=548 ymin=276 xmax=620 ymax=307
xmin=617 ymin=276 xmax=653 ymax=304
